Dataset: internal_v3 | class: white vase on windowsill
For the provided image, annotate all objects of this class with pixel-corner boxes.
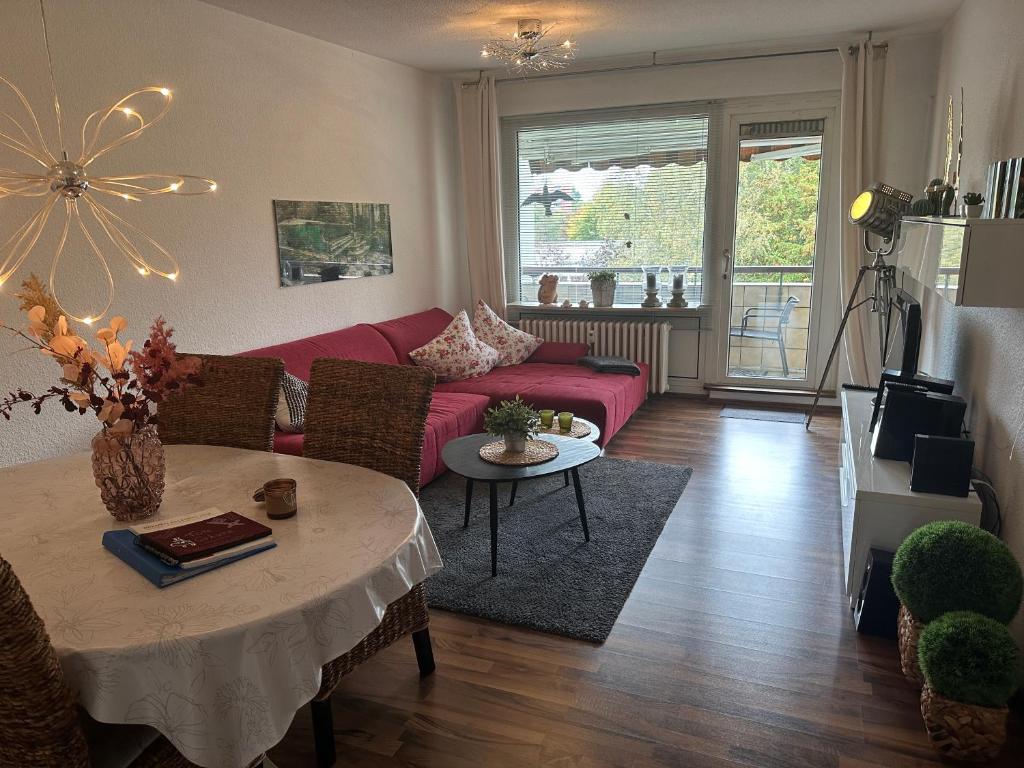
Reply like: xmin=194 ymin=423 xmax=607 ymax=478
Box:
xmin=591 ymin=279 xmax=616 ymax=308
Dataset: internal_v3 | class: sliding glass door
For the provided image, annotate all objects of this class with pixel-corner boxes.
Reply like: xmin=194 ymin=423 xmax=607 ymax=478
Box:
xmin=715 ymin=106 xmax=836 ymax=387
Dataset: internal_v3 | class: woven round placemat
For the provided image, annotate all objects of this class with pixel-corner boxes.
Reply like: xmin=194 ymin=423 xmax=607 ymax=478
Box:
xmin=479 ymin=439 xmax=559 ymax=466
xmin=538 ymin=421 xmax=592 ymax=439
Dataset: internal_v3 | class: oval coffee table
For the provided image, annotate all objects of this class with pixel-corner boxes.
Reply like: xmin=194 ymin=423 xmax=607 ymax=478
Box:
xmin=509 ymin=416 xmax=600 ymax=504
xmin=441 ymin=432 xmax=601 ymax=576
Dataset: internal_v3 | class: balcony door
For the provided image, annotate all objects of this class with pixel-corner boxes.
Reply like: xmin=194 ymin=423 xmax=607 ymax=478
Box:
xmin=714 ymin=105 xmax=837 ymax=388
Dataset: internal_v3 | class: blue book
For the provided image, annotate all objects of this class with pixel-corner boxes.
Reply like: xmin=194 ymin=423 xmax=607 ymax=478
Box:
xmin=102 ymin=529 xmax=276 ymax=588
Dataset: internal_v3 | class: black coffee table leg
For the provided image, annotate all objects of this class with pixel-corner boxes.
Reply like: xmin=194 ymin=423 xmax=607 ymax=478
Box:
xmin=571 ymin=467 xmax=590 ymax=542
xmin=489 ymin=481 xmax=499 ymax=576
xmin=564 ymin=470 xmax=569 ymax=486
xmin=463 ymin=478 xmax=474 ymax=528
xmin=509 ymin=480 xmax=518 ymax=506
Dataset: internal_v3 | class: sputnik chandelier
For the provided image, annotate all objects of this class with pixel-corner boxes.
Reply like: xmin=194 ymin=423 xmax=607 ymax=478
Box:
xmin=481 ymin=18 xmax=577 ymax=74
xmin=0 ymin=0 xmax=216 ymax=323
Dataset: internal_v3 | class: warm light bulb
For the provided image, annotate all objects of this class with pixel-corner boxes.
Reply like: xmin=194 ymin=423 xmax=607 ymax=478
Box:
xmin=209 ymin=182 xmax=217 ymax=191
xmin=563 ymin=40 xmax=572 ymax=47
xmin=159 ymin=87 xmax=171 ymax=96
xmin=167 ymin=272 xmax=178 ymax=281
xmin=137 ymin=267 xmax=150 ymax=276
xmin=82 ymin=316 xmax=95 ymax=325
xmin=121 ymin=107 xmax=135 ymax=117
xmin=481 ymin=50 xmax=489 ymax=57
xmin=169 ymin=182 xmax=180 ymax=191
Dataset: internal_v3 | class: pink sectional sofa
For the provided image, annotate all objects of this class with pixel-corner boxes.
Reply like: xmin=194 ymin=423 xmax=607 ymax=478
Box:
xmin=240 ymin=308 xmax=649 ymax=487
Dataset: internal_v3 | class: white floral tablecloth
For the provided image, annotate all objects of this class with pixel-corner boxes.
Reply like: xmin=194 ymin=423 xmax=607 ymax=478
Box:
xmin=0 ymin=445 xmax=443 ymax=768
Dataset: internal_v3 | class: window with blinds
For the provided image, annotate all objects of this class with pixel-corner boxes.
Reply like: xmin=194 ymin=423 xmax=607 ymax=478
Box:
xmin=501 ymin=104 xmax=718 ymax=306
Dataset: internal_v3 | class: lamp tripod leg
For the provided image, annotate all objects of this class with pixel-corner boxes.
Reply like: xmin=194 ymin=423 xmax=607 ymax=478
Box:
xmin=806 ymin=265 xmax=871 ymax=430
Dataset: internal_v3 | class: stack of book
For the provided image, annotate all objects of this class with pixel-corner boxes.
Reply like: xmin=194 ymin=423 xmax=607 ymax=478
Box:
xmin=102 ymin=508 xmax=276 ymax=587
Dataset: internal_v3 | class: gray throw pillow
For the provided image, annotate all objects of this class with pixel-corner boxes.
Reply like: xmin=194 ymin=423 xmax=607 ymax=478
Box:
xmin=578 ymin=355 xmax=642 ymax=376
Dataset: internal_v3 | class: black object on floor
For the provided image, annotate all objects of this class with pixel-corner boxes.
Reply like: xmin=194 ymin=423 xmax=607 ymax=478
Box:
xmin=853 ymin=548 xmax=900 ymax=638
xmin=419 ymin=457 xmax=692 ymax=643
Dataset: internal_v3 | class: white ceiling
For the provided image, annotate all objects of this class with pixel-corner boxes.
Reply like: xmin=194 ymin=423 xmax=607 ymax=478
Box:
xmin=201 ymin=0 xmax=960 ymax=72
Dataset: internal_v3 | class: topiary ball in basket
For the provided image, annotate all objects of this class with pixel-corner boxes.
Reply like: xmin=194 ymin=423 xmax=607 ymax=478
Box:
xmin=892 ymin=521 xmax=1023 ymax=624
xmin=917 ymin=611 xmax=1018 ymax=761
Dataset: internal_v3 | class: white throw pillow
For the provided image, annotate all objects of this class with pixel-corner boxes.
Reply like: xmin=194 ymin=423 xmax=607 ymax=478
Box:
xmin=472 ymin=299 xmax=542 ymax=366
xmin=275 ymin=372 xmax=308 ymax=433
xmin=409 ymin=309 xmax=499 ymax=382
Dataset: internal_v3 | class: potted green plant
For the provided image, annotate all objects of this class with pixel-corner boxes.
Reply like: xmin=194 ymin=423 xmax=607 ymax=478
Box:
xmin=483 ymin=396 xmax=540 ymax=453
xmin=962 ymin=192 xmax=984 ymax=218
xmin=587 ymin=270 xmax=617 ymax=308
xmin=891 ymin=521 xmax=1023 ymax=686
xmin=918 ymin=611 xmax=1019 ymax=761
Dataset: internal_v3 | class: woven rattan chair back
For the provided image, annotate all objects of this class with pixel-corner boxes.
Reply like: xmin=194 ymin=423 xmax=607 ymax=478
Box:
xmin=304 ymin=359 xmax=435 ymax=494
xmin=157 ymin=354 xmax=283 ymax=452
xmin=0 ymin=555 xmax=91 ymax=768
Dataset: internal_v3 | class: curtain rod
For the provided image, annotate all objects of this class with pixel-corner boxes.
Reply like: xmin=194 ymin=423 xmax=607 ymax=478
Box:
xmin=461 ymin=41 xmax=887 ymax=88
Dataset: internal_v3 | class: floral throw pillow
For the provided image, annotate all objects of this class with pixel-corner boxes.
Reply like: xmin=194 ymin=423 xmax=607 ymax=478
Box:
xmin=471 ymin=300 xmax=542 ymax=366
xmin=409 ymin=310 xmax=499 ymax=382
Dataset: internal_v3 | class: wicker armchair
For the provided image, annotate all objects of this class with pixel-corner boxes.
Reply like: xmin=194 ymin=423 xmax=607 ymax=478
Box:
xmin=157 ymin=354 xmax=283 ymax=452
xmin=0 ymin=554 xmax=263 ymax=768
xmin=303 ymin=359 xmax=437 ymax=768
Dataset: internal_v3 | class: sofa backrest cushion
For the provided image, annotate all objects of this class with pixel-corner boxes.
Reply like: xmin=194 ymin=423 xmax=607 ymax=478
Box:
xmin=372 ymin=307 xmax=455 ymax=365
xmin=239 ymin=324 xmax=398 ymax=380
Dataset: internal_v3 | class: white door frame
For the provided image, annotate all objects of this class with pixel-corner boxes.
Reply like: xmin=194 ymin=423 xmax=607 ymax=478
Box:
xmin=705 ymin=93 xmax=841 ymax=391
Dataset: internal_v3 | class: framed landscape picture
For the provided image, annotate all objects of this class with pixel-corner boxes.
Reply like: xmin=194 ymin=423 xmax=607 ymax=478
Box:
xmin=273 ymin=199 xmax=393 ymax=286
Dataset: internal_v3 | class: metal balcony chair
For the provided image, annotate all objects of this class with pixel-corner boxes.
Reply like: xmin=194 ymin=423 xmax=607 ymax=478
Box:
xmin=729 ymin=296 xmax=800 ymax=377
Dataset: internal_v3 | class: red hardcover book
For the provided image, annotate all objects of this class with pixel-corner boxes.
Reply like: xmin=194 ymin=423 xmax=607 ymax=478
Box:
xmin=137 ymin=511 xmax=272 ymax=564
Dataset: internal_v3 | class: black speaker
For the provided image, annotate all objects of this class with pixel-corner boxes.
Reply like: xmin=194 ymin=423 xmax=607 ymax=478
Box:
xmin=911 ymin=435 xmax=975 ymax=497
xmin=853 ymin=549 xmax=899 ymax=637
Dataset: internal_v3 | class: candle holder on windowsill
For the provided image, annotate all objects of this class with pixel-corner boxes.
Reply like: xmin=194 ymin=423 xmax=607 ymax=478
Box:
xmin=667 ymin=272 xmax=688 ymax=308
xmin=641 ymin=265 xmax=663 ymax=307
xmin=641 ymin=287 xmax=663 ymax=308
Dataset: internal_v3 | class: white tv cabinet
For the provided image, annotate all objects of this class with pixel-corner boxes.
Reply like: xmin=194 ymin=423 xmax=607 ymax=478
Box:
xmin=839 ymin=389 xmax=981 ymax=606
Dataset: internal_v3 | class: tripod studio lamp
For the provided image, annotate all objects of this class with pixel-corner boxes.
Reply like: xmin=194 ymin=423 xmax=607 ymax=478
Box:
xmin=805 ymin=183 xmax=913 ymax=429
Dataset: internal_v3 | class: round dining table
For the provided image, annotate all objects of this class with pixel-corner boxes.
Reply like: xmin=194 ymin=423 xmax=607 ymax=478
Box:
xmin=0 ymin=444 xmax=443 ymax=768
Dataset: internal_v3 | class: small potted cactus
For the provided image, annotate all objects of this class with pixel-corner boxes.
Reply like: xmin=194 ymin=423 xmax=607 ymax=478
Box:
xmin=587 ymin=270 xmax=617 ymax=308
xmin=918 ymin=611 xmax=1019 ymax=761
xmin=891 ymin=521 xmax=1023 ymax=686
xmin=483 ymin=396 xmax=539 ymax=453
xmin=963 ymin=192 xmax=984 ymax=218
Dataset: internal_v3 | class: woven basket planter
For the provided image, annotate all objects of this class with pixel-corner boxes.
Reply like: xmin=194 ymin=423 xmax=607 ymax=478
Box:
xmin=898 ymin=603 xmax=925 ymax=686
xmin=920 ymin=684 xmax=1008 ymax=762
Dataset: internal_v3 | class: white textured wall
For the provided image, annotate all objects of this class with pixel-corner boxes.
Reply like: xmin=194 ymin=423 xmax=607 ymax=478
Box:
xmin=0 ymin=0 xmax=468 ymax=466
xmin=919 ymin=0 xmax=1024 ymax=642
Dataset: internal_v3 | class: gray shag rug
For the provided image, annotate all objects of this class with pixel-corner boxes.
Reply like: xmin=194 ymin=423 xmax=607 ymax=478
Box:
xmin=719 ymin=406 xmax=805 ymax=423
xmin=419 ymin=457 xmax=692 ymax=643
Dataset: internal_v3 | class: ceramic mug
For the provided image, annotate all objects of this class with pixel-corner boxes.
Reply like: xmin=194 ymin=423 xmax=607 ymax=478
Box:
xmin=539 ymin=409 xmax=556 ymax=429
xmin=558 ymin=411 xmax=574 ymax=432
xmin=253 ymin=478 xmax=297 ymax=519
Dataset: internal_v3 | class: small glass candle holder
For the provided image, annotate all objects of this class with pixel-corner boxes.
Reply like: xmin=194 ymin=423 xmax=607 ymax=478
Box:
xmin=539 ymin=409 xmax=555 ymax=429
xmin=558 ymin=411 xmax=574 ymax=432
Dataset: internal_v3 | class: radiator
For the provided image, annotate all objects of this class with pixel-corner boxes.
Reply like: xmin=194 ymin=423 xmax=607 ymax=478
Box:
xmin=519 ymin=318 xmax=672 ymax=394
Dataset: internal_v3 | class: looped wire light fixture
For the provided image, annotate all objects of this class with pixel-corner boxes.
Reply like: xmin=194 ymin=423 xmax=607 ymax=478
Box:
xmin=481 ymin=18 xmax=577 ymax=74
xmin=0 ymin=0 xmax=216 ymax=323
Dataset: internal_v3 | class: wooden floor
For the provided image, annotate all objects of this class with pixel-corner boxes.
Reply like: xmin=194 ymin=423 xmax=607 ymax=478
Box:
xmin=269 ymin=397 xmax=1020 ymax=767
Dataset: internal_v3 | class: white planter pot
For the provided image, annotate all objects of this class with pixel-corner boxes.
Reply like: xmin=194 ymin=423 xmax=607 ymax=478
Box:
xmin=591 ymin=280 xmax=616 ymax=308
xmin=503 ymin=433 xmax=527 ymax=453
xmin=965 ymin=203 xmax=983 ymax=218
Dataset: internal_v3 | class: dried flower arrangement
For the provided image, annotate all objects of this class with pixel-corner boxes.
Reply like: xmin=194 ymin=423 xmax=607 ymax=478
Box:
xmin=1 ymin=275 xmax=202 ymax=436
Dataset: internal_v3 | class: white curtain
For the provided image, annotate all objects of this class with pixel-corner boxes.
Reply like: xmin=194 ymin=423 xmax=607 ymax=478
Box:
xmin=454 ymin=76 xmax=506 ymax=316
xmin=838 ymin=40 xmax=887 ymax=385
